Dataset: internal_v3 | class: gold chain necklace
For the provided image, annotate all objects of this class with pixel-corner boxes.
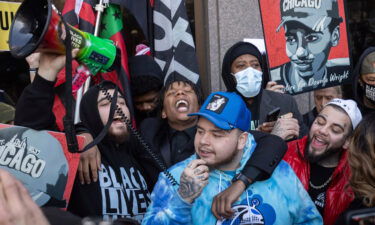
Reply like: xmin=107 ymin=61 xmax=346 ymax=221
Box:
xmin=309 ymin=175 xmax=333 ymax=190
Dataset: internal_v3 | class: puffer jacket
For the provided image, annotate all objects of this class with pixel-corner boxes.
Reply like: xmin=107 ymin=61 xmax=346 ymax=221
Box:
xmin=284 ymin=136 xmax=354 ymax=225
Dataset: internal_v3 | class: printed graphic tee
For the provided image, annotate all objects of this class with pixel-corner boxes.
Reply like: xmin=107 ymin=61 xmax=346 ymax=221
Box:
xmin=68 ymin=143 xmax=151 ymax=223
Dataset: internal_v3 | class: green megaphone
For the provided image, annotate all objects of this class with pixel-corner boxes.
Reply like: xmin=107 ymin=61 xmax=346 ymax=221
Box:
xmin=8 ymin=0 xmax=116 ymax=75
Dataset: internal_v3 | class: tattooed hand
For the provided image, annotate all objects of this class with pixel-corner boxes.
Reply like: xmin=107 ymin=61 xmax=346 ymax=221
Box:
xmin=271 ymin=117 xmax=299 ymax=140
xmin=178 ymin=159 xmax=209 ymax=204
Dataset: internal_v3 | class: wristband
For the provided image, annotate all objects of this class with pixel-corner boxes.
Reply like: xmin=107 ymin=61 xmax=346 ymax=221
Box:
xmin=232 ymin=173 xmax=251 ymax=188
xmin=29 ymin=68 xmax=38 ymax=72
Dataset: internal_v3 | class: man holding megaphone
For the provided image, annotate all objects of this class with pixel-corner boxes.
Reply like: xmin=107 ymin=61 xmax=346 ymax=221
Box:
xmin=10 ymin=0 xmax=128 ymax=186
xmin=15 ymin=46 xmax=152 ymax=221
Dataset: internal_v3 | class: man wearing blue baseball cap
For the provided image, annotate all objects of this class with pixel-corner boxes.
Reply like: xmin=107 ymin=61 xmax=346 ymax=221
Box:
xmin=142 ymin=92 xmax=322 ymax=225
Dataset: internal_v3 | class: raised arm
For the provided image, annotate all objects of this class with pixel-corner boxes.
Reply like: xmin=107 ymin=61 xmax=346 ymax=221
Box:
xmin=14 ymin=53 xmax=67 ymax=130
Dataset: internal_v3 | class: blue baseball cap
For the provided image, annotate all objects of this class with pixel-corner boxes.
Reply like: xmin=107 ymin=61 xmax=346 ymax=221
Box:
xmin=188 ymin=92 xmax=251 ymax=131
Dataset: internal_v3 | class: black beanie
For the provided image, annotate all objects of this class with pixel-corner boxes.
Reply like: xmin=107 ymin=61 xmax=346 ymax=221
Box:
xmin=221 ymin=42 xmax=263 ymax=92
xmin=129 ymin=55 xmax=164 ymax=96
xmin=129 ymin=55 xmax=164 ymax=80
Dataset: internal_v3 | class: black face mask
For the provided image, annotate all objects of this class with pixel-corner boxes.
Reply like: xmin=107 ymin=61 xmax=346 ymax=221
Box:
xmin=365 ymin=83 xmax=375 ymax=105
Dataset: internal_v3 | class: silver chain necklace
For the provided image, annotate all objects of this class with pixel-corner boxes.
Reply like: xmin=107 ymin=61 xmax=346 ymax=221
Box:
xmin=309 ymin=175 xmax=333 ymax=190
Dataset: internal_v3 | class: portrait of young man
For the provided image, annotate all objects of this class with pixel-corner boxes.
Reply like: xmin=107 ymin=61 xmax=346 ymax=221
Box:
xmin=260 ymin=0 xmax=352 ymax=95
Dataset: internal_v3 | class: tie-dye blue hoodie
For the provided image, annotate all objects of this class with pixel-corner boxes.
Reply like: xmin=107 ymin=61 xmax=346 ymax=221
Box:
xmin=142 ymin=134 xmax=322 ymax=225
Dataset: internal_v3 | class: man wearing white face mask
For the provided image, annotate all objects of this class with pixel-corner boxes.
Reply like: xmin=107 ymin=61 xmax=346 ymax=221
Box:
xmin=221 ymin=41 xmax=308 ymax=140
xmin=210 ymin=41 xmax=309 ymax=220
xmin=233 ymin=66 xmax=263 ymax=98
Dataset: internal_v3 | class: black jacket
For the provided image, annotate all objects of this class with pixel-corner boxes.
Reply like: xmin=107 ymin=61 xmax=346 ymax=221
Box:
xmin=139 ymin=117 xmax=288 ymax=188
xmin=15 ymin=74 xmax=57 ymax=130
xmin=15 ymin=75 xmax=151 ymax=221
xmin=258 ymin=90 xmax=308 ymax=138
xmin=334 ymin=198 xmax=367 ymax=225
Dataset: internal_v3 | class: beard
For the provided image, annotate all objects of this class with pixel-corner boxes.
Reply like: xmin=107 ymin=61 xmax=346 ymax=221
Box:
xmin=204 ymin=143 xmax=241 ymax=170
xmin=304 ymin=135 xmax=342 ymax=164
xmin=107 ymin=126 xmax=130 ymax=144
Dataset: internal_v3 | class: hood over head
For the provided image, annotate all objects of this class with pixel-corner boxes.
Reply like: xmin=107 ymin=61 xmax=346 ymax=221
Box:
xmin=80 ymin=81 xmax=127 ymax=139
xmin=129 ymin=55 xmax=164 ymax=97
xmin=353 ymin=47 xmax=375 ymax=111
xmin=221 ymin=41 xmax=263 ymax=93
xmin=129 ymin=55 xmax=164 ymax=81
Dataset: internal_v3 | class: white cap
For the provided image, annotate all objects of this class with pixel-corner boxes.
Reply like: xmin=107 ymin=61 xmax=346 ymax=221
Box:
xmin=325 ymin=98 xmax=362 ymax=129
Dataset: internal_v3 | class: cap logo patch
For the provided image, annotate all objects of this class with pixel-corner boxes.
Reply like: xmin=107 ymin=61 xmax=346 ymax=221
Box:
xmin=206 ymin=94 xmax=228 ymax=114
xmin=331 ymin=99 xmax=352 ymax=113
xmin=282 ymin=0 xmax=322 ymax=12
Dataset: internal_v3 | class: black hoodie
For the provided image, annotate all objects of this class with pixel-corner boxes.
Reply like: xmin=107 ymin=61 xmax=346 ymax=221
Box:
xmin=221 ymin=41 xmax=307 ymax=136
xmin=129 ymin=55 xmax=164 ymax=124
xmin=353 ymin=47 xmax=375 ymax=116
xmin=68 ymin=81 xmax=151 ymax=222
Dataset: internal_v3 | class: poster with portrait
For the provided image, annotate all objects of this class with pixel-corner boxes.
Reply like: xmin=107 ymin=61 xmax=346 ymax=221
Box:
xmin=0 ymin=124 xmax=84 ymax=208
xmin=259 ymin=0 xmax=352 ymax=95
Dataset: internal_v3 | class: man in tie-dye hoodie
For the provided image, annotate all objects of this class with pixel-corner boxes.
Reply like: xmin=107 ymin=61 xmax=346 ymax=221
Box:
xmin=142 ymin=91 xmax=322 ymax=225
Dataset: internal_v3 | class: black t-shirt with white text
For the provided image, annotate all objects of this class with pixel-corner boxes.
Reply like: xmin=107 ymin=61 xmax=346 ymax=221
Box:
xmin=308 ymin=163 xmax=335 ymax=216
xmin=68 ymin=141 xmax=151 ymax=223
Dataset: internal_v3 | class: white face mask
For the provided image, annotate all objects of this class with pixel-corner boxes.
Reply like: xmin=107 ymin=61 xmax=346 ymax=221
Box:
xmin=233 ymin=67 xmax=263 ymax=98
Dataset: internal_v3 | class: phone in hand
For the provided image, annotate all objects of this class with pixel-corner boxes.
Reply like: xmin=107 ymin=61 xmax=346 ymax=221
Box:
xmin=345 ymin=208 xmax=375 ymax=225
xmin=266 ymin=107 xmax=281 ymax=122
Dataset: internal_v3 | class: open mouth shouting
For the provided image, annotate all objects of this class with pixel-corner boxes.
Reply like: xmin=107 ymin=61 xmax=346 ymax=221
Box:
xmin=175 ymin=99 xmax=190 ymax=113
xmin=112 ymin=115 xmax=125 ymax=125
xmin=310 ymin=135 xmax=328 ymax=150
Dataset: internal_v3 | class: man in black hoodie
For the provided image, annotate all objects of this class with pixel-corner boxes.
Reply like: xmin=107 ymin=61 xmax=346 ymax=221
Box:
xmin=15 ymin=52 xmax=151 ymax=222
xmin=353 ymin=47 xmax=375 ymax=116
xmin=68 ymin=81 xmax=151 ymax=222
xmin=129 ymin=55 xmax=164 ymax=124
xmin=221 ymin=41 xmax=307 ymax=140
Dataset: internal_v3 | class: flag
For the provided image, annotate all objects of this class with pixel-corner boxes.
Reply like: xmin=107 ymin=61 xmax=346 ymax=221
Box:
xmin=153 ymin=0 xmax=199 ymax=85
xmin=59 ymin=0 xmax=135 ymax=127
xmin=62 ymin=0 xmax=95 ymax=33
xmin=48 ymin=0 xmax=98 ymax=131
xmin=99 ymin=4 xmax=130 ymax=84
xmin=109 ymin=0 xmax=152 ymax=42
xmin=62 ymin=0 xmax=129 ymax=91
xmin=99 ymin=4 xmax=136 ymax=127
